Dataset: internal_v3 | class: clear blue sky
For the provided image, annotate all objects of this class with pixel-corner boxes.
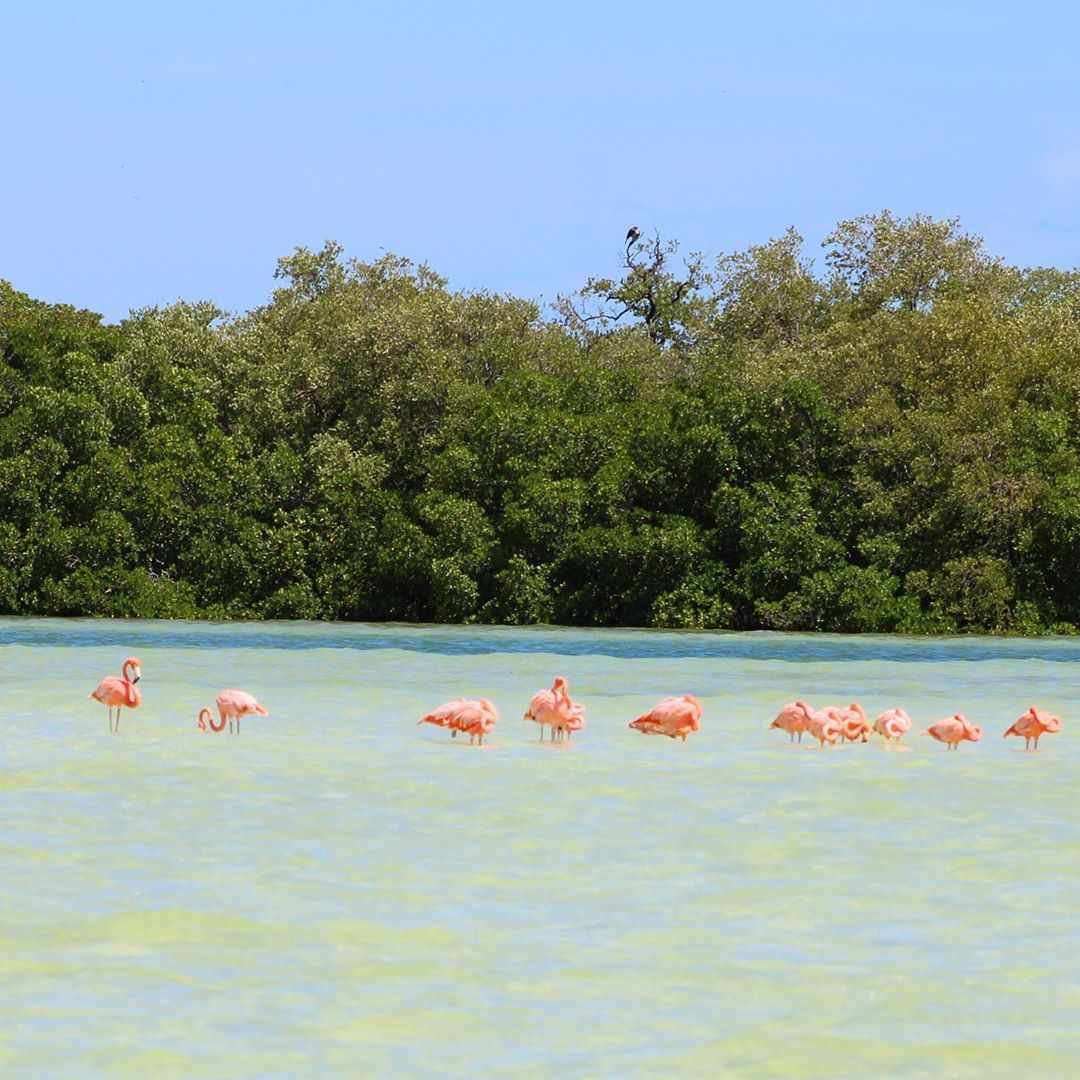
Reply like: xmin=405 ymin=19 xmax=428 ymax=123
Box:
xmin=5 ymin=1 xmax=1078 ymax=322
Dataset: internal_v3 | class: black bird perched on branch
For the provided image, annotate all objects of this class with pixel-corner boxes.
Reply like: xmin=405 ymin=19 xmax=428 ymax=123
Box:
xmin=625 ymin=225 xmax=641 ymax=248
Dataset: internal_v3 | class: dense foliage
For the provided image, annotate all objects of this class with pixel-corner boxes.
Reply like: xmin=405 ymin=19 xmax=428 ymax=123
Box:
xmin=3 ymin=213 xmax=1080 ymax=632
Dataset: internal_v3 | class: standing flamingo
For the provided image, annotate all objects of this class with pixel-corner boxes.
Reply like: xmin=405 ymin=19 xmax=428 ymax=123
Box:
xmin=215 ymin=689 xmax=268 ymax=735
xmin=770 ymin=700 xmax=814 ymax=742
xmin=551 ymin=703 xmax=585 ymax=742
xmin=831 ymin=702 xmax=871 ymax=743
xmin=629 ymin=695 xmax=702 ymax=741
xmin=418 ymin=698 xmax=498 ymax=745
xmin=1003 ymin=706 xmax=1062 ymax=750
xmin=804 ymin=707 xmax=843 ymax=749
xmin=874 ymin=707 xmax=913 ymax=742
xmin=922 ymin=714 xmax=982 ymax=750
xmin=418 ymin=698 xmax=470 ymax=735
xmin=89 ymin=656 xmax=142 ymax=733
xmin=524 ymin=676 xmax=585 ymax=742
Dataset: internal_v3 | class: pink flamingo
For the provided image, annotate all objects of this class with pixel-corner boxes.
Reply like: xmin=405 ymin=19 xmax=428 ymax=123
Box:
xmin=215 ymin=689 xmax=268 ymax=734
xmin=551 ymin=704 xmax=585 ymax=742
xmin=830 ymin=702 xmax=871 ymax=743
xmin=1003 ymin=706 xmax=1062 ymax=750
xmin=418 ymin=698 xmax=470 ymax=734
xmin=523 ymin=676 xmax=585 ymax=742
xmin=418 ymin=698 xmax=498 ymax=745
xmin=770 ymin=700 xmax=814 ymax=742
xmin=89 ymin=656 xmax=142 ymax=733
xmin=874 ymin=707 xmax=913 ymax=742
xmin=804 ymin=707 xmax=843 ymax=748
xmin=629 ymin=695 xmax=702 ymax=741
xmin=922 ymin=714 xmax=982 ymax=750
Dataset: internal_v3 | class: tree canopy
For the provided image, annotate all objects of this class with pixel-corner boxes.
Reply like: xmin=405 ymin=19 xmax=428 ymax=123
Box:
xmin=3 ymin=212 xmax=1080 ymax=633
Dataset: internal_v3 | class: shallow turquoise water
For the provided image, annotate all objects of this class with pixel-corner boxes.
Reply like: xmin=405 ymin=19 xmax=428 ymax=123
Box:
xmin=2 ymin=619 xmax=1078 ymax=1077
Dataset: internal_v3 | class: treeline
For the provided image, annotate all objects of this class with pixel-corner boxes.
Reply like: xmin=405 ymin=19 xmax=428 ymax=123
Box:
xmin=3 ymin=212 xmax=1080 ymax=633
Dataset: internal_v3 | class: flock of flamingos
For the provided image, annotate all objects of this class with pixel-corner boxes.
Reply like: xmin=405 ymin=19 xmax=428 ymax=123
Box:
xmin=90 ymin=656 xmax=1064 ymax=750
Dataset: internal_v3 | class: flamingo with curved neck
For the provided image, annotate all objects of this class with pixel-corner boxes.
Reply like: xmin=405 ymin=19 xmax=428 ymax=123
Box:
xmin=524 ymin=676 xmax=585 ymax=742
xmin=418 ymin=698 xmax=498 ymax=745
xmin=874 ymin=708 xmax=913 ymax=742
xmin=89 ymin=657 xmax=143 ymax=733
xmin=1003 ymin=706 xmax=1063 ymax=750
xmin=215 ymin=689 xmax=269 ymax=735
xmin=629 ymin=695 xmax=702 ymax=742
xmin=922 ymin=713 xmax=983 ymax=749
xmin=771 ymin=700 xmax=814 ymax=742
xmin=835 ymin=702 xmax=871 ymax=743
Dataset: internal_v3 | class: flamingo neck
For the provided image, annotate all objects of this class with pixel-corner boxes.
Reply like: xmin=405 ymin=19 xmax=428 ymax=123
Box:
xmin=122 ymin=662 xmax=138 ymax=705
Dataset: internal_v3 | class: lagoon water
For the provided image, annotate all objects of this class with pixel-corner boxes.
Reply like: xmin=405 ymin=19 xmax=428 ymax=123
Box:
xmin=2 ymin=619 xmax=1078 ymax=1077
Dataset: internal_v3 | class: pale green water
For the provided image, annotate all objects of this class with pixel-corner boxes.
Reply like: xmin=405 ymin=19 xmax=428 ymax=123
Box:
xmin=1 ymin=619 xmax=1078 ymax=1078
